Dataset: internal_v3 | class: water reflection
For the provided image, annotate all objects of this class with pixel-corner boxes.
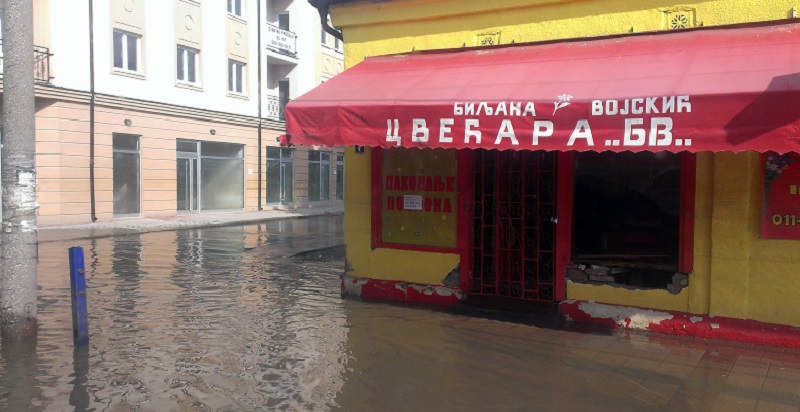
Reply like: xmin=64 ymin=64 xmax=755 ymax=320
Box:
xmin=69 ymin=346 xmax=89 ymax=411
xmin=111 ymin=233 xmax=145 ymax=318
xmin=29 ymin=217 xmax=349 ymax=410
xmin=0 ymin=332 xmax=41 ymax=411
xmin=0 ymin=216 xmax=794 ymax=410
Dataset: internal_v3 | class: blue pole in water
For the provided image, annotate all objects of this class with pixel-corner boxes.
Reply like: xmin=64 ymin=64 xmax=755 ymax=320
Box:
xmin=69 ymin=247 xmax=89 ymax=346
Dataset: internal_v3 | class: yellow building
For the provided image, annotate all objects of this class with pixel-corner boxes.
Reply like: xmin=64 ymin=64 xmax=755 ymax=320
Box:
xmin=289 ymin=0 xmax=800 ymax=346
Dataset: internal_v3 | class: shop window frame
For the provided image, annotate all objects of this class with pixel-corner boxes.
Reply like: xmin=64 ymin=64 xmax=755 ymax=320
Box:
xmin=370 ymin=149 xmax=694 ymax=294
xmin=678 ymin=153 xmax=696 ymax=274
xmin=566 ymin=151 xmax=695 ymax=279
xmin=370 ymin=147 xmax=471 ymax=255
xmin=335 ymin=152 xmax=344 ymax=201
xmin=177 ymin=140 xmax=246 ymax=213
xmin=308 ymin=150 xmax=331 ymax=203
xmin=265 ymin=146 xmax=294 ymax=206
xmin=198 ymin=142 xmax=246 ymax=212
xmin=112 ymin=133 xmax=142 ymax=217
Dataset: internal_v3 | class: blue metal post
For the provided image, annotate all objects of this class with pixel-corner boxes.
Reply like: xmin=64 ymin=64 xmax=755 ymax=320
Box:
xmin=69 ymin=247 xmax=89 ymax=345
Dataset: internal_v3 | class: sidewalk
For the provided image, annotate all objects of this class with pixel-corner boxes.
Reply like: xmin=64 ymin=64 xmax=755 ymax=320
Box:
xmin=37 ymin=204 xmax=344 ymax=242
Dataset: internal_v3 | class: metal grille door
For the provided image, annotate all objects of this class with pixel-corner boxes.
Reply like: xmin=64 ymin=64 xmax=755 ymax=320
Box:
xmin=470 ymin=150 xmax=557 ymax=302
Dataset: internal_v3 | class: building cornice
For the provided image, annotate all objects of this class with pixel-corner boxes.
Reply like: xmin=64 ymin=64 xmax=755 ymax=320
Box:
xmin=0 ymin=81 xmax=286 ymax=131
xmin=93 ymin=94 xmax=284 ymax=130
xmin=35 ymin=84 xmax=93 ymax=103
xmin=326 ymin=0 xmax=584 ymax=29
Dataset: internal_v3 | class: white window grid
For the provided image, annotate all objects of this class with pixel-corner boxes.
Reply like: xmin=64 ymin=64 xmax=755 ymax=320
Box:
xmin=227 ymin=0 xmax=243 ymax=18
xmin=309 ymin=150 xmax=332 ymax=202
xmin=113 ymin=30 xmax=141 ymax=73
xmin=228 ymin=60 xmax=245 ymax=95
xmin=177 ymin=46 xmax=199 ymax=85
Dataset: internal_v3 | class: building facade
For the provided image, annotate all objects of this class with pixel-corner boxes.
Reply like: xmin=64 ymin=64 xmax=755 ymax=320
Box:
xmin=0 ymin=0 xmax=344 ymax=227
xmin=288 ymin=0 xmax=800 ymax=346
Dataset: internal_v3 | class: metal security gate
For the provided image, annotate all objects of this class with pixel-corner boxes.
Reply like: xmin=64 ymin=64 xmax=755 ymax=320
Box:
xmin=469 ymin=150 xmax=557 ymax=302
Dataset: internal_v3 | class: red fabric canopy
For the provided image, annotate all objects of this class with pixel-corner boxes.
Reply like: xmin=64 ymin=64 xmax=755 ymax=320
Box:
xmin=285 ymin=21 xmax=800 ymax=153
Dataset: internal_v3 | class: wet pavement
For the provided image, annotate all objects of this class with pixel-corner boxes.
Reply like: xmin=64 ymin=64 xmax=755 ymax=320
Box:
xmin=1 ymin=215 xmax=800 ymax=411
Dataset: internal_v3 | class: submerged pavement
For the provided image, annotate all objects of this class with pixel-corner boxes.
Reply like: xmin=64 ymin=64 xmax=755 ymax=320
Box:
xmin=1 ymin=215 xmax=799 ymax=411
xmin=37 ymin=204 xmax=344 ymax=242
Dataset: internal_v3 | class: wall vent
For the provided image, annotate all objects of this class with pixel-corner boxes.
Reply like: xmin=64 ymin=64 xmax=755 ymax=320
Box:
xmin=663 ymin=9 xmax=696 ymax=30
xmin=670 ymin=13 xmax=690 ymax=29
xmin=475 ymin=32 xmax=501 ymax=47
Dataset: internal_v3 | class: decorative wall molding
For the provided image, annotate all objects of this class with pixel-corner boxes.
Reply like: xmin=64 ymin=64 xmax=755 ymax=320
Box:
xmin=0 ymin=82 xmax=285 ymax=130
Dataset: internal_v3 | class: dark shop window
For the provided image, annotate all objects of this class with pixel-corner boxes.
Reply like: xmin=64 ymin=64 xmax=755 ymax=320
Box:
xmin=571 ymin=151 xmax=685 ymax=291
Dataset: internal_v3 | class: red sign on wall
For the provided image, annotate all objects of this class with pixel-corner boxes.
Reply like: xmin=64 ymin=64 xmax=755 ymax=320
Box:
xmin=762 ymin=152 xmax=800 ymax=239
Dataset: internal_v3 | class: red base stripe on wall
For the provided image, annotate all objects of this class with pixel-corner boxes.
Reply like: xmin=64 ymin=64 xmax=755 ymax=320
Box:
xmin=559 ymin=300 xmax=800 ymax=349
xmin=341 ymin=275 xmax=464 ymax=306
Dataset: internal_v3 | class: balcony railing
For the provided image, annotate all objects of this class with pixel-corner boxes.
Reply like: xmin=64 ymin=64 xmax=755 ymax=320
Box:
xmin=266 ymin=24 xmax=297 ymax=57
xmin=266 ymin=95 xmax=290 ymax=121
xmin=0 ymin=40 xmax=54 ymax=84
xmin=34 ymin=45 xmax=53 ymax=83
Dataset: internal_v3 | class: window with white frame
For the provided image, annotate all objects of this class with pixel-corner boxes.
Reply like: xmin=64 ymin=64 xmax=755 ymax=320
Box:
xmin=113 ymin=134 xmax=141 ymax=216
xmin=227 ymin=0 xmax=243 ymax=18
xmin=177 ymin=46 xmax=199 ymax=84
xmin=322 ymin=16 xmax=342 ymax=52
xmin=309 ymin=150 xmax=331 ymax=202
xmin=265 ymin=147 xmax=294 ymax=205
xmin=335 ymin=153 xmax=344 ymax=201
xmin=113 ymin=30 xmax=141 ymax=72
xmin=228 ymin=60 xmax=245 ymax=94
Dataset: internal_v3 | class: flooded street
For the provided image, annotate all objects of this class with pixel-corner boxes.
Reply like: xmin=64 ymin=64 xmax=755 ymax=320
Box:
xmin=1 ymin=215 xmax=800 ymax=411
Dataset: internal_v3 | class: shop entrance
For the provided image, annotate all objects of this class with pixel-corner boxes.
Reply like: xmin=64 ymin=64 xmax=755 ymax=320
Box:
xmin=265 ymin=147 xmax=294 ymax=206
xmin=177 ymin=156 xmax=199 ymax=214
xmin=469 ymin=150 xmax=558 ymax=302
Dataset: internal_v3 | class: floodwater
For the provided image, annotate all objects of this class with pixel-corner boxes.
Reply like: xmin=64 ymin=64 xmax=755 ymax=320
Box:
xmin=1 ymin=215 xmax=800 ymax=411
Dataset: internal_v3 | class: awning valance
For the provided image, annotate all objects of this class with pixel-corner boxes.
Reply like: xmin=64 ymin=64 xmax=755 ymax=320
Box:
xmin=285 ymin=21 xmax=800 ymax=153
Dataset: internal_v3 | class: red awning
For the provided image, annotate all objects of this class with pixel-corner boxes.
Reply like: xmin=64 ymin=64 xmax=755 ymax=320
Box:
xmin=285 ymin=21 xmax=800 ymax=153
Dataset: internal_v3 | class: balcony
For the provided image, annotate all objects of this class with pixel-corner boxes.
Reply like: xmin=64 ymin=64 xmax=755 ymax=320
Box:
xmin=266 ymin=24 xmax=297 ymax=58
xmin=0 ymin=40 xmax=54 ymax=84
xmin=266 ymin=95 xmax=290 ymax=121
xmin=34 ymin=45 xmax=53 ymax=83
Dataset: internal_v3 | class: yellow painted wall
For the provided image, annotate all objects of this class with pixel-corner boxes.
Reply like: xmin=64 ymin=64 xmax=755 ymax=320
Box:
xmin=344 ymin=146 xmax=460 ymax=285
xmin=333 ymin=0 xmax=800 ymax=68
xmin=333 ymin=0 xmax=800 ymax=325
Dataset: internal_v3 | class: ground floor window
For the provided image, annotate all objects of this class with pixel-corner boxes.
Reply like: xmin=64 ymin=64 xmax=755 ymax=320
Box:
xmin=177 ymin=140 xmax=244 ymax=213
xmin=177 ymin=140 xmax=199 ymax=213
xmin=266 ymin=147 xmax=293 ymax=205
xmin=113 ymin=134 xmax=141 ymax=216
xmin=200 ymin=142 xmax=245 ymax=210
xmin=308 ymin=150 xmax=331 ymax=202
xmin=570 ymin=151 xmax=688 ymax=291
xmin=335 ymin=153 xmax=344 ymax=201
xmin=373 ymin=147 xmax=458 ymax=250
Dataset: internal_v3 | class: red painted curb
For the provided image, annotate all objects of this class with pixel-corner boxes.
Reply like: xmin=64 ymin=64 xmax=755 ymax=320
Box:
xmin=341 ymin=275 xmax=464 ymax=306
xmin=559 ymin=300 xmax=800 ymax=348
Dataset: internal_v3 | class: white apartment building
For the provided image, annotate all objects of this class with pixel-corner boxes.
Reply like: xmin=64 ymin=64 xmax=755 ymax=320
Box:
xmin=0 ymin=0 xmax=345 ymax=226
